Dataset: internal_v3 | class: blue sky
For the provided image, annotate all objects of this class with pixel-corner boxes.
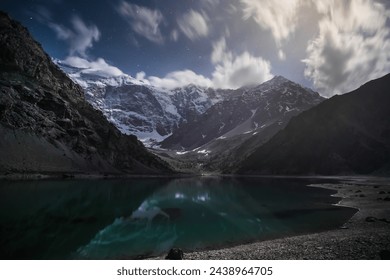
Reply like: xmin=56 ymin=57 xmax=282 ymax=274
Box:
xmin=2 ymin=0 xmax=390 ymax=96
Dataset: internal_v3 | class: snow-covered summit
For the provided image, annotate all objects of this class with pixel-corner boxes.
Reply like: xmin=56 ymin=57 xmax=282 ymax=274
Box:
xmin=54 ymin=58 xmax=147 ymax=88
xmin=56 ymin=59 xmax=225 ymax=146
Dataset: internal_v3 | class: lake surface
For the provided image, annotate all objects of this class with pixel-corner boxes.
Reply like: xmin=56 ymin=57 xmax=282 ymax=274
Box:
xmin=0 ymin=177 xmax=356 ymax=259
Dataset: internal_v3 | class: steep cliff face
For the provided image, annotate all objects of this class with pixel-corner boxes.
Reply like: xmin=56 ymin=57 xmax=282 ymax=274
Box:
xmin=0 ymin=11 xmax=171 ymax=175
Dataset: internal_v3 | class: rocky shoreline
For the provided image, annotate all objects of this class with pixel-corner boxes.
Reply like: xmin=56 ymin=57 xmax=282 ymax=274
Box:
xmin=152 ymin=177 xmax=390 ymax=260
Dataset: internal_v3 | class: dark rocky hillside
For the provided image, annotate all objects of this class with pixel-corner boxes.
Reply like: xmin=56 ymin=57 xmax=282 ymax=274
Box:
xmin=0 ymin=11 xmax=171 ymax=175
xmin=237 ymin=74 xmax=390 ymax=175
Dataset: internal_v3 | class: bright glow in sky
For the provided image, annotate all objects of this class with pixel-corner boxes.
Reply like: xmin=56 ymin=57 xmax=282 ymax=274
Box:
xmin=2 ymin=0 xmax=390 ymax=96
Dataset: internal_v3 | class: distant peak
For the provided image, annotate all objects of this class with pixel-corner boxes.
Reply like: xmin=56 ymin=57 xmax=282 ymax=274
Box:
xmin=269 ymin=75 xmax=291 ymax=83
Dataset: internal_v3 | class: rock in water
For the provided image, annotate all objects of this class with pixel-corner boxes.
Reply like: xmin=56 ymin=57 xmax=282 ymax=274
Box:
xmin=165 ymin=248 xmax=184 ymax=260
xmin=0 ymin=11 xmax=171 ymax=175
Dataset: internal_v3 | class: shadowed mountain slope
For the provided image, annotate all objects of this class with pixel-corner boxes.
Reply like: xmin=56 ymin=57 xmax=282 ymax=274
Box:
xmin=237 ymin=74 xmax=390 ymax=175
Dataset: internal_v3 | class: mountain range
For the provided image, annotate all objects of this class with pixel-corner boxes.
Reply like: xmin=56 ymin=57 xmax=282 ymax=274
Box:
xmin=57 ymin=57 xmax=326 ymax=174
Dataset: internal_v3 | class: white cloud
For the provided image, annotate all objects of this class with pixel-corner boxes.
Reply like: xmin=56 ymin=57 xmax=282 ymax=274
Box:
xmin=177 ymin=10 xmax=209 ymax=41
xmin=63 ymin=56 xmax=123 ymax=77
xmin=240 ymin=0 xmax=301 ymax=51
xmin=48 ymin=16 xmax=100 ymax=57
xmin=212 ymin=52 xmax=272 ymax=89
xmin=211 ymin=37 xmax=273 ymax=89
xmin=211 ymin=37 xmax=231 ymax=64
xmin=303 ymin=0 xmax=390 ymax=96
xmin=278 ymin=50 xmax=286 ymax=61
xmin=144 ymin=37 xmax=272 ymax=90
xmin=116 ymin=1 xmax=165 ymax=44
xmin=148 ymin=70 xmax=213 ymax=89
xmin=170 ymin=29 xmax=179 ymax=42
xmin=68 ymin=17 xmax=100 ymax=56
xmin=48 ymin=23 xmax=72 ymax=40
xmin=136 ymin=71 xmax=146 ymax=80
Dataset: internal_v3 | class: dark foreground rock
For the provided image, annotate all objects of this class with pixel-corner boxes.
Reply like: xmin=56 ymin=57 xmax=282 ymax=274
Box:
xmin=165 ymin=248 xmax=184 ymax=260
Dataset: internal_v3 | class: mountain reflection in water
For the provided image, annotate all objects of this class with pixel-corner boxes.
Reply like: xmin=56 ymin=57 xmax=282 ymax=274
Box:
xmin=0 ymin=177 xmax=356 ymax=259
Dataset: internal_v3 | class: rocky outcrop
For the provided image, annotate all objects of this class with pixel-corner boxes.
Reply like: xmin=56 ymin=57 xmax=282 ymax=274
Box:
xmin=0 ymin=11 xmax=171 ymax=175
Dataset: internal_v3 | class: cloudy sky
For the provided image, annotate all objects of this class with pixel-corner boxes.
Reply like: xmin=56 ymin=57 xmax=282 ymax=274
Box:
xmin=2 ymin=0 xmax=390 ymax=96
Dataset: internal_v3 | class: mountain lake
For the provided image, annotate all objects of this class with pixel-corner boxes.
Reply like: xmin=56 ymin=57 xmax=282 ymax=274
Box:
xmin=0 ymin=176 xmax=356 ymax=259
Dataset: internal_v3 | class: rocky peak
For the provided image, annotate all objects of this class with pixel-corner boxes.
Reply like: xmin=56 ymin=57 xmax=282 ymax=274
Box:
xmin=270 ymin=75 xmax=290 ymax=83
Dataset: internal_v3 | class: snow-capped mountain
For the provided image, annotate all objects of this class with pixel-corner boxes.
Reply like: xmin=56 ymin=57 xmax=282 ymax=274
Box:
xmin=161 ymin=75 xmax=325 ymax=150
xmin=56 ymin=60 xmax=225 ymax=146
xmin=153 ymin=76 xmax=325 ymax=173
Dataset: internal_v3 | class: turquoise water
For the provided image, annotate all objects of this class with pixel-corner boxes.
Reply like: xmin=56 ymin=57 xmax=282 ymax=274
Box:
xmin=0 ymin=177 xmax=356 ymax=259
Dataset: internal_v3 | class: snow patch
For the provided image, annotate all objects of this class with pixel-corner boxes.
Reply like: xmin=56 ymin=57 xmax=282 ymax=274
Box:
xmin=197 ymin=149 xmax=210 ymax=155
xmin=250 ymin=109 xmax=257 ymax=117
